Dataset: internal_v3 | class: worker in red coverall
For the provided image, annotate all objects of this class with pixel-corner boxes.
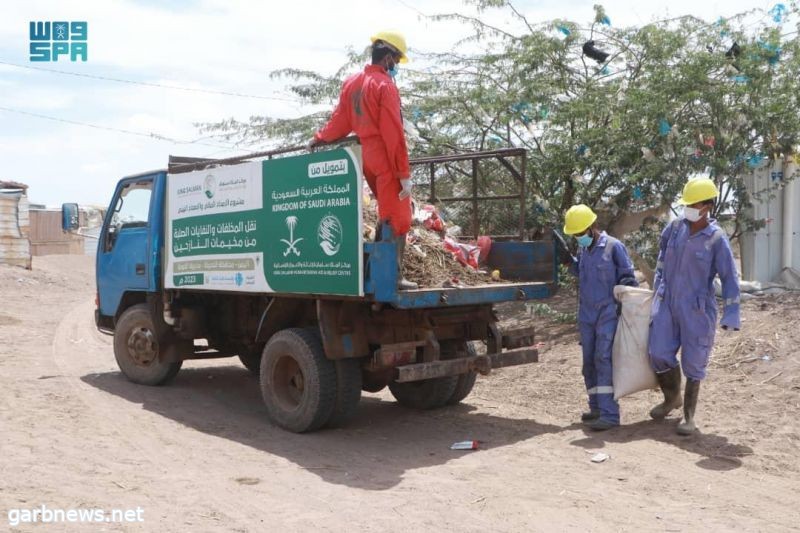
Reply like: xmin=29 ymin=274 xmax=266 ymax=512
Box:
xmin=309 ymin=31 xmax=417 ymax=290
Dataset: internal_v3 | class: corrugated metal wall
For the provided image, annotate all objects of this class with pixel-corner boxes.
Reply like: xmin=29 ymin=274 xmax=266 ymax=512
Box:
xmin=0 ymin=191 xmax=32 ymax=269
xmin=29 ymin=209 xmax=85 ymax=256
xmin=740 ymin=157 xmax=800 ymax=282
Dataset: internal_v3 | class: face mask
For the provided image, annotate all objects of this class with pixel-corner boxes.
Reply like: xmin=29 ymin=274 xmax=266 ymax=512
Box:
xmin=684 ymin=206 xmax=704 ymax=222
xmin=576 ymin=233 xmax=593 ymax=248
xmin=388 ymin=64 xmax=398 ymax=79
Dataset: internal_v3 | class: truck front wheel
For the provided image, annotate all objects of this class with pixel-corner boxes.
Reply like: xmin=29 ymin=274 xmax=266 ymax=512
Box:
xmin=113 ymin=304 xmax=182 ymax=385
xmin=259 ymin=328 xmax=337 ymax=433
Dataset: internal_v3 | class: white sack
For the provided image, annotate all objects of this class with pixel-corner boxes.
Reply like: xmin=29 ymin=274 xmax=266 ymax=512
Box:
xmin=612 ymin=285 xmax=658 ymax=400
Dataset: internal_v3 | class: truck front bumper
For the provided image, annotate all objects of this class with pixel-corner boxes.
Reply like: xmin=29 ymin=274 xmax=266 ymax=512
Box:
xmin=394 ymin=347 xmax=539 ymax=383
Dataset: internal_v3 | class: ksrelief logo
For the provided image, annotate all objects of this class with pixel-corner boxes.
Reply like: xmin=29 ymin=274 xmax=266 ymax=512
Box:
xmin=318 ymin=215 xmax=342 ymax=256
xmin=203 ymin=174 xmax=216 ymax=199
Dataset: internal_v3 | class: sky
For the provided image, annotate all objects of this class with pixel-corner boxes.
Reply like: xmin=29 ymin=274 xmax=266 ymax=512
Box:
xmin=0 ymin=0 xmax=778 ymax=207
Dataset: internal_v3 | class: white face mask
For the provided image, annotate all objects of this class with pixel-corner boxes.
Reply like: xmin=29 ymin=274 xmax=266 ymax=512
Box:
xmin=684 ymin=206 xmax=704 ymax=222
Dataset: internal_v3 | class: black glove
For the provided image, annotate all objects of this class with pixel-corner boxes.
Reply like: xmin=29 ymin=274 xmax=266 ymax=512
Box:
xmin=552 ymin=230 xmax=576 ymax=266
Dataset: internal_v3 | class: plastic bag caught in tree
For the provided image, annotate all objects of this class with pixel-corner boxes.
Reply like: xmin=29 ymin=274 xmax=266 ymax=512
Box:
xmin=582 ymin=40 xmax=610 ymax=63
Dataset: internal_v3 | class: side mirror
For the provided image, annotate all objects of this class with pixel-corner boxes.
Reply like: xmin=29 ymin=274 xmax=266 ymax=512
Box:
xmin=62 ymin=203 xmax=79 ymax=231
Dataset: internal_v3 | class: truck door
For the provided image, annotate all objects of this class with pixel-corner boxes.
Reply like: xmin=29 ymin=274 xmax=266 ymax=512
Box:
xmin=97 ymin=177 xmax=155 ymax=317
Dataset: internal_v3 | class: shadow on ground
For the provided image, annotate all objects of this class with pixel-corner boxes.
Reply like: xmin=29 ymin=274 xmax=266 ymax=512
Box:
xmin=569 ymin=419 xmax=754 ymax=471
xmin=82 ymin=365 xmax=579 ymax=490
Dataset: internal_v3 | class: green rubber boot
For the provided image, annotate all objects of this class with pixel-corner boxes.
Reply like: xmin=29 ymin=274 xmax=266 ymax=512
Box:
xmin=581 ymin=409 xmax=601 ymax=423
xmin=677 ymin=379 xmax=701 ymax=436
xmin=587 ymin=418 xmax=618 ymax=431
xmin=650 ymin=366 xmax=683 ymax=420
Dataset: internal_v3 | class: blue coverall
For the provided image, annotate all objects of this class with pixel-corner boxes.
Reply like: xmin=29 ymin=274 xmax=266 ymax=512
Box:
xmin=648 ymin=218 xmax=740 ymax=380
xmin=573 ymin=232 xmax=638 ymax=424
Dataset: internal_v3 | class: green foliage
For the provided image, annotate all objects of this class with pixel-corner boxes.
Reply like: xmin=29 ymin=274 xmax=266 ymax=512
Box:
xmin=557 ymin=263 xmax=577 ymax=291
xmin=624 ymin=216 xmax=668 ymax=269
xmin=527 ymin=302 xmax=577 ymax=323
xmin=198 ymin=2 xmax=800 ymax=249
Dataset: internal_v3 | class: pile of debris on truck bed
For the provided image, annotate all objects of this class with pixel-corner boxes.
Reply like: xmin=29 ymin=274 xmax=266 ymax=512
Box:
xmin=362 ymin=194 xmax=501 ymax=288
xmin=403 ymin=227 xmax=492 ymax=287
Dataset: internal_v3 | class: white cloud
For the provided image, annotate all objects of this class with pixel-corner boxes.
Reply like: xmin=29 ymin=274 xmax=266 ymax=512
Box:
xmin=0 ymin=0 xmax=779 ymax=206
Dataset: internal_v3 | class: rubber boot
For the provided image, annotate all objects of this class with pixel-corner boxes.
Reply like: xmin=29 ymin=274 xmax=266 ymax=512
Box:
xmin=650 ymin=366 xmax=683 ymax=419
xmin=677 ymin=379 xmax=700 ymax=435
xmin=581 ymin=409 xmax=600 ymax=423
xmin=587 ymin=417 xmax=618 ymax=431
xmin=396 ymin=236 xmax=418 ymax=291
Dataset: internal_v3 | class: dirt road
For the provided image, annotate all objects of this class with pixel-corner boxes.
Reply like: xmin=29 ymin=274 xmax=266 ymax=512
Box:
xmin=2 ymin=256 xmax=799 ymax=532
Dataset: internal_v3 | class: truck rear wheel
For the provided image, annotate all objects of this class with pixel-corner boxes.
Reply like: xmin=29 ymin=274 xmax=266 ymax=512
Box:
xmin=259 ymin=328 xmax=336 ymax=433
xmin=113 ymin=304 xmax=182 ymax=386
xmin=361 ymin=368 xmax=391 ymax=393
xmin=443 ymin=340 xmax=479 ymax=405
xmin=388 ymin=375 xmax=458 ymax=410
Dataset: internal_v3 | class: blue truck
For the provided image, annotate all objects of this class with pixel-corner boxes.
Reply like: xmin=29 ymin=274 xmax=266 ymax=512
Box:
xmin=63 ymin=144 xmax=559 ymax=433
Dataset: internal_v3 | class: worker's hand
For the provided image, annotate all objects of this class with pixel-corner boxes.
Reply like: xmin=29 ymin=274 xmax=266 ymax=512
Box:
xmin=560 ymin=253 xmax=577 ymax=267
xmin=306 ymin=136 xmax=319 ymax=150
xmin=399 ymin=178 xmax=413 ymax=200
xmin=552 ymin=230 xmax=575 ymax=266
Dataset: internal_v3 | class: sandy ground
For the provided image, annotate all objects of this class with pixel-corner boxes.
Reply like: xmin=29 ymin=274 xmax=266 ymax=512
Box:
xmin=1 ymin=255 xmax=799 ymax=532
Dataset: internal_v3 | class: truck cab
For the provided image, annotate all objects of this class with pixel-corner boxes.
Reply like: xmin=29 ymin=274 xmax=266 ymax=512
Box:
xmin=93 ymin=171 xmax=166 ymax=331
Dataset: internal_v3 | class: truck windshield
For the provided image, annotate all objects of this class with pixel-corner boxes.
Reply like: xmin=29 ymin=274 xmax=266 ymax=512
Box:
xmin=111 ymin=181 xmax=152 ymax=228
xmin=104 ymin=180 xmax=153 ymax=253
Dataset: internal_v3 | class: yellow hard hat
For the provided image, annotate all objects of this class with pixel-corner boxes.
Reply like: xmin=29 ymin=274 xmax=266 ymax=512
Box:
xmin=677 ymin=178 xmax=719 ymax=205
xmin=371 ymin=30 xmax=409 ymax=63
xmin=563 ymin=204 xmax=597 ymax=235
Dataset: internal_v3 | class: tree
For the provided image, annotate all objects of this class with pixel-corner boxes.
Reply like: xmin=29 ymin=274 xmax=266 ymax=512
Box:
xmin=198 ymin=2 xmax=800 ymax=272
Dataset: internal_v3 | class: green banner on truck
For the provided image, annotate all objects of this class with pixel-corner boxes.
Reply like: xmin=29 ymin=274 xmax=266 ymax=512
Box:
xmin=165 ymin=147 xmax=364 ymax=296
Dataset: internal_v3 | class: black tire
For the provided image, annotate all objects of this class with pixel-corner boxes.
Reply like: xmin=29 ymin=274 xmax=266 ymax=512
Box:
xmin=388 ymin=375 xmax=458 ymax=410
xmin=113 ymin=304 xmax=182 ymax=386
xmin=445 ymin=341 xmax=478 ymax=405
xmin=361 ymin=373 xmax=389 ymax=393
xmin=259 ymin=328 xmax=336 ymax=433
xmin=302 ymin=327 xmax=361 ymax=428
xmin=326 ymin=358 xmax=362 ymax=428
xmin=238 ymin=345 xmax=264 ymax=375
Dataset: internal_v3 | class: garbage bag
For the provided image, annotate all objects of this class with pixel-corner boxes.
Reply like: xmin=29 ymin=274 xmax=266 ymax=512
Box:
xmin=612 ymin=285 xmax=658 ymax=400
xmin=443 ymin=237 xmax=480 ymax=269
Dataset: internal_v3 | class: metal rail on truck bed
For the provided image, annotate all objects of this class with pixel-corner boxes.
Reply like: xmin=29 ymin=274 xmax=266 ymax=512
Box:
xmin=364 ymin=238 xmax=556 ymax=308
